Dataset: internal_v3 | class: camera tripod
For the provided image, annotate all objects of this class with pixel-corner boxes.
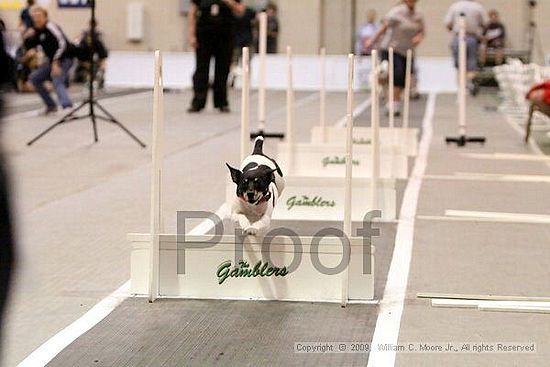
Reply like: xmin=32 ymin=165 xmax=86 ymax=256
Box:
xmin=27 ymin=0 xmax=146 ymax=148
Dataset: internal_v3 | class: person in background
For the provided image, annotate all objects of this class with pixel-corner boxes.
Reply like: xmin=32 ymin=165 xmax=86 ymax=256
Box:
xmin=75 ymin=20 xmax=109 ymax=89
xmin=356 ymin=9 xmax=380 ymax=56
xmin=265 ymin=2 xmax=279 ymax=54
xmin=479 ymin=9 xmax=506 ymax=67
xmin=527 ymin=81 xmax=550 ymax=111
xmin=25 ymin=6 xmax=75 ymax=114
xmin=366 ymin=0 xmax=425 ymax=117
xmin=444 ymin=0 xmax=489 ymax=96
xmin=230 ymin=5 xmax=256 ymax=87
xmin=19 ymin=0 xmax=35 ymax=35
xmin=188 ymin=0 xmax=245 ymax=113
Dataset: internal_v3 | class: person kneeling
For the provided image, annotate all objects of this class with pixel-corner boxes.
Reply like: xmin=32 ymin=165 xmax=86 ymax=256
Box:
xmin=25 ymin=6 xmax=75 ymax=115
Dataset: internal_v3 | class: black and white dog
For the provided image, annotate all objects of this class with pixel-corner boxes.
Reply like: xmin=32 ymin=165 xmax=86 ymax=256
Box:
xmin=226 ymin=137 xmax=285 ymax=236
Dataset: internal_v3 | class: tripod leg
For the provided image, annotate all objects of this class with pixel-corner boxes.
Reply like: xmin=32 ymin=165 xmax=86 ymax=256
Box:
xmin=91 ymin=113 xmax=99 ymax=143
xmin=94 ymin=101 xmax=146 ymax=148
xmin=27 ymin=101 xmax=89 ymax=146
xmin=61 ymin=100 xmax=88 ymax=121
xmin=94 ymin=101 xmax=118 ymax=122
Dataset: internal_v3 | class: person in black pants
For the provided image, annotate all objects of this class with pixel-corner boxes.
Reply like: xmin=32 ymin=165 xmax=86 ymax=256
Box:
xmin=188 ymin=0 xmax=245 ymax=113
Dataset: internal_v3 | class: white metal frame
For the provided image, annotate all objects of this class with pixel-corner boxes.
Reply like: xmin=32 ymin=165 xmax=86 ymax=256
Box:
xmin=137 ymin=49 xmax=375 ymax=304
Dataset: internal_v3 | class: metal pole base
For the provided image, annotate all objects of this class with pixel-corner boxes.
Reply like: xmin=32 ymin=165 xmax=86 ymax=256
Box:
xmin=250 ymin=130 xmax=285 ymax=140
xmin=445 ymin=135 xmax=486 ymax=147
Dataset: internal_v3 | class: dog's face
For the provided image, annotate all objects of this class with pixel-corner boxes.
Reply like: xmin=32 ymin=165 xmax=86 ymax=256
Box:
xmin=227 ymin=163 xmax=275 ymax=205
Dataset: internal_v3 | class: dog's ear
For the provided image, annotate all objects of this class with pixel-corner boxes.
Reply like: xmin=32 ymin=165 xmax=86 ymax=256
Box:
xmin=267 ymin=168 xmax=278 ymax=182
xmin=226 ymin=163 xmax=242 ymax=184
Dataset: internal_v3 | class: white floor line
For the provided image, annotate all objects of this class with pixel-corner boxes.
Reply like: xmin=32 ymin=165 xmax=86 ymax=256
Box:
xmin=503 ymin=113 xmax=547 ymax=157
xmin=444 ymin=210 xmax=550 ymax=224
xmin=16 ymin=205 xmax=229 ymax=367
xmin=432 ymin=299 xmax=550 ymax=309
xmin=461 ymin=153 xmax=550 ymax=162
xmin=16 ymin=281 xmax=130 ymax=367
xmin=12 ymin=89 xmax=333 ymax=366
xmin=366 ymin=93 xmax=436 ymax=367
xmin=335 ymin=98 xmax=372 ymax=128
xmin=502 ymin=109 xmax=550 ymax=170
xmin=423 ymin=172 xmax=550 ymax=183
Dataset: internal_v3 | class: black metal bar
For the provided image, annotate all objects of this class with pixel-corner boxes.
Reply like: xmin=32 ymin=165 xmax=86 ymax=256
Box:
xmin=445 ymin=135 xmax=486 ymax=147
xmin=250 ymin=130 xmax=285 ymax=140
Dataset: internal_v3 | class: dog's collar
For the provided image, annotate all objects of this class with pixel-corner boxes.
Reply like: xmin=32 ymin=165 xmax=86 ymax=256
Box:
xmin=240 ymin=192 xmax=271 ymax=205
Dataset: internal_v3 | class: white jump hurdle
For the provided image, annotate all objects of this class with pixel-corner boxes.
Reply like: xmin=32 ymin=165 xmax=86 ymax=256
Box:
xmin=131 ymin=50 xmax=375 ymax=305
xmin=272 ymin=51 xmax=397 ymax=221
xmin=312 ymin=47 xmax=419 ymax=158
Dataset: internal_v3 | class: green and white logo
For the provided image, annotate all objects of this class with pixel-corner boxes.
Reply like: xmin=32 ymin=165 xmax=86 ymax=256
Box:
xmin=353 ymin=137 xmax=371 ymax=145
xmin=286 ymin=195 xmax=336 ymax=211
xmin=217 ymin=260 xmax=288 ymax=285
xmin=322 ymin=156 xmax=360 ymax=167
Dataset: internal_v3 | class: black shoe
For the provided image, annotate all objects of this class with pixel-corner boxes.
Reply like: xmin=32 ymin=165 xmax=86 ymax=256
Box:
xmin=41 ymin=106 xmax=58 ymax=116
xmin=218 ymin=106 xmax=230 ymax=113
xmin=468 ymin=82 xmax=480 ymax=97
xmin=187 ymin=106 xmax=203 ymax=113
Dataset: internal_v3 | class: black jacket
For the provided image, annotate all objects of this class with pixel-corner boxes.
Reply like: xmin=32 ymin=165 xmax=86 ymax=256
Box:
xmin=25 ymin=22 xmax=75 ymax=62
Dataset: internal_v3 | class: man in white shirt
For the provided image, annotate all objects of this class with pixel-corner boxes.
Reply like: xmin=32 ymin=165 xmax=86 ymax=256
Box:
xmin=444 ymin=0 xmax=489 ymax=96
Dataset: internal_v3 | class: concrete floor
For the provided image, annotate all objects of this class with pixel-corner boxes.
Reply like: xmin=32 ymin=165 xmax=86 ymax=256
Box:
xmin=2 ymin=87 xmax=549 ymax=367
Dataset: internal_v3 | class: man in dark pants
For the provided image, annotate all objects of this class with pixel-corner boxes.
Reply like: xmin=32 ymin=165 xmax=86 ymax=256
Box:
xmin=188 ymin=0 xmax=245 ymax=113
xmin=25 ymin=6 xmax=75 ymax=114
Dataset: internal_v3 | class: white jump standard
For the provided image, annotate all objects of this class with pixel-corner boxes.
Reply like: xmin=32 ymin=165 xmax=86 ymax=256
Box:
xmin=250 ymin=12 xmax=284 ymax=140
xmin=131 ymin=50 xmax=375 ymax=305
xmin=273 ymin=51 xmax=397 ymax=222
xmin=445 ymin=14 xmax=486 ymax=147
xmin=311 ymin=47 xmax=419 ymax=159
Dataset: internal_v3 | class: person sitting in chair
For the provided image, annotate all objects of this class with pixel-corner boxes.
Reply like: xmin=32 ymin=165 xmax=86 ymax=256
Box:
xmin=525 ymin=80 xmax=550 ymax=142
xmin=527 ymin=81 xmax=550 ymax=110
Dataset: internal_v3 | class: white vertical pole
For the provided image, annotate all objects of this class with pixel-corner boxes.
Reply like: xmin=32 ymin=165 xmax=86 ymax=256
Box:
xmin=458 ymin=16 xmax=467 ymax=137
xmin=149 ymin=50 xmax=164 ymax=303
xmin=258 ymin=12 xmax=268 ymax=132
xmin=370 ymin=50 xmax=380 ymax=211
xmin=388 ymin=48 xmax=395 ymax=129
xmin=286 ymin=46 xmax=295 ymax=175
xmin=240 ymin=47 xmax=250 ymax=162
xmin=320 ymin=47 xmax=327 ymax=142
xmin=388 ymin=48 xmax=396 ymax=178
xmin=403 ymin=49 xmax=412 ymax=129
xmin=342 ymin=53 xmax=354 ymax=307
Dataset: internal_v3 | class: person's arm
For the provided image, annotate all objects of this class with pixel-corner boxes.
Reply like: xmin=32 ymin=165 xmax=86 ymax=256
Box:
xmin=269 ymin=18 xmax=279 ymax=38
xmin=412 ymin=17 xmax=425 ymax=47
xmin=188 ymin=3 xmax=198 ymax=49
xmin=46 ymin=22 xmax=67 ymax=77
xmin=364 ymin=22 xmax=388 ymax=50
xmin=444 ymin=6 xmax=454 ymax=32
xmin=221 ymin=0 xmax=245 ymax=17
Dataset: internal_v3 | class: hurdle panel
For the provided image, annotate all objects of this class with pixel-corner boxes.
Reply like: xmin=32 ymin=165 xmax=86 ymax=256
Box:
xmin=129 ymin=234 xmax=374 ymax=302
xmin=276 ymin=142 xmax=408 ymax=179
xmin=310 ymin=126 xmax=418 ymax=157
xmin=270 ymin=176 xmax=396 ymax=222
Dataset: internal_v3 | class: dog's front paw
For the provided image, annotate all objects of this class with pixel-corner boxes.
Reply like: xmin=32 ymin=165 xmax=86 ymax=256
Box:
xmin=243 ymin=226 xmax=259 ymax=236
